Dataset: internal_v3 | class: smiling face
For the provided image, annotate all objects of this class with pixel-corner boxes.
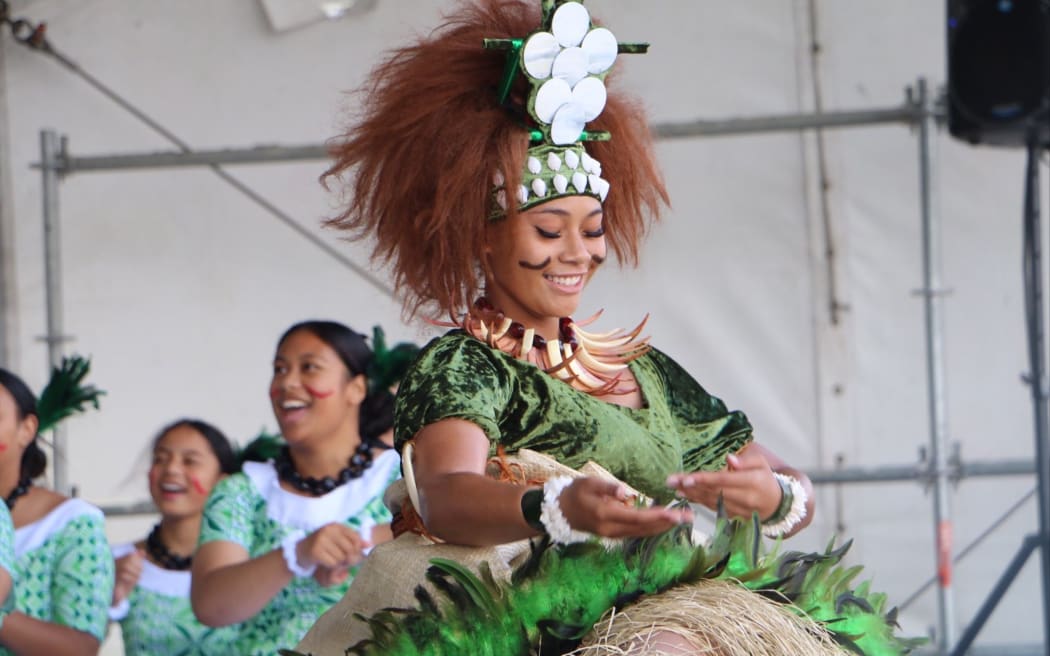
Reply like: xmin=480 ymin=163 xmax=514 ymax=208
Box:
xmin=484 ymin=195 xmax=607 ymax=338
xmin=270 ymin=329 xmax=366 ymax=447
xmin=0 ymin=385 xmax=36 ymax=479
xmin=149 ymin=424 xmax=225 ymax=519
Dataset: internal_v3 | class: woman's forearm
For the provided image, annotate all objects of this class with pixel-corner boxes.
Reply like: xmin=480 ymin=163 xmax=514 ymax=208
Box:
xmin=191 ymin=548 xmax=293 ymax=626
xmin=0 ymin=612 xmax=100 ymax=656
xmin=418 ymin=472 xmax=538 ymax=546
xmin=0 ymin=570 xmax=11 ymax=609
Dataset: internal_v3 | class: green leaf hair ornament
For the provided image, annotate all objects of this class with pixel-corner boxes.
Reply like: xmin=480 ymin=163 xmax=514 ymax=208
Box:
xmin=483 ymin=0 xmax=649 ymax=216
xmin=238 ymin=429 xmax=285 ymax=465
xmin=366 ymin=325 xmax=421 ymax=397
xmin=35 ymin=355 xmax=104 ymax=435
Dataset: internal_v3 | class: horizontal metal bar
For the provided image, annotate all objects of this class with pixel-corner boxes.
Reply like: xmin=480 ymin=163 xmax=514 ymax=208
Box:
xmin=652 ymin=102 xmax=933 ymax=140
xmin=32 ymin=143 xmax=331 ymax=173
xmin=31 ymin=102 xmax=941 ymax=174
xmin=810 ymin=464 xmax=928 ymax=484
xmin=808 ymin=458 xmax=1033 ymax=485
xmin=957 ymin=459 xmax=1037 ymax=478
xmin=96 ymin=499 xmax=157 ymax=517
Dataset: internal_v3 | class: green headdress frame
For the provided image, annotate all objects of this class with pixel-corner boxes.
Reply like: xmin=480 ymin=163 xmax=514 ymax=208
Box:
xmin=483 ymin=0 xmax=649 ymax=216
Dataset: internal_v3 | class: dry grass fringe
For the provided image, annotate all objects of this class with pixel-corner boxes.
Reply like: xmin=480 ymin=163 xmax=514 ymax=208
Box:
xmin=564 ymin=580 xmax=847 ymax=656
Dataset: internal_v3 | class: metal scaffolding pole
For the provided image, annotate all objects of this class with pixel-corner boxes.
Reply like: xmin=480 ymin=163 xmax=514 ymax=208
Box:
xmin=915 ymin=79 xmax=956 ymax=650
xmin=651 ymin=103 xmax=923 ymax=139
xmin=39 ymin=129 xmax=69 ymax=495
xmin=810 ymin=456 xmax=1033 ymax=485
xmin=50 ymin=143 xmax=330 ymax=173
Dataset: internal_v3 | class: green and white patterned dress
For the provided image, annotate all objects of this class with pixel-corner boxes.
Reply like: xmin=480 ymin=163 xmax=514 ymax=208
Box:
xmin=109 ymin=542 xmax=239 ymax=656
xmin=0 ymin=498 xmax=114 ymax=656
xmin=0 ymin=504 xmax=15 ymax=623
xmin=198 ymin=448 xmax=400 ymax=656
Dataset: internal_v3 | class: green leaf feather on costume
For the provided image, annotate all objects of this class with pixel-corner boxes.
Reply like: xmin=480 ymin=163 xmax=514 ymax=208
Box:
xmin=366 ymin=326 xmax=420 ymax=396
xmin=238 ymin=429 xmax=285 ymax=464
xmin=308 ymin=515 xmax=924 ymax=656
xmin=35 ymin=355 xmax=104 ymax=435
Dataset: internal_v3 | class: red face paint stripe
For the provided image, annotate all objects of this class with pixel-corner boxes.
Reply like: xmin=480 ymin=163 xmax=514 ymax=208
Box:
xmin=191 ymin=476 xmax=207 ymax=496
xmin=304 ymin=384 xmax=334 ymax=399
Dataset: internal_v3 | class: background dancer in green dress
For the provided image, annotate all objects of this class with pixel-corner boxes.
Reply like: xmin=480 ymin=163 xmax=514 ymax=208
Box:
xmin=109 ymin=419 xmax=240 ymax=655
xmin=0 ymin=496 xmax=15 ymax=626
xmin=191 ymin=321 xmax=402 ymax=656
xmin=0 ymin=360 xmax=111 ymax=656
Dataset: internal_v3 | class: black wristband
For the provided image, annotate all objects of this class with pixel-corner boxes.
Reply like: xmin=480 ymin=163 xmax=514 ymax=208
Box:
xmin=762 ymin=473 xmax=794 ymax=525
xmin=520 ymin=488 xmax=545 ymax=531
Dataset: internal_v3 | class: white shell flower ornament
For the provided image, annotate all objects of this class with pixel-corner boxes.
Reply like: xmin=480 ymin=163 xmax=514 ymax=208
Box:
xmin=522 ymin=2 xmax=616 ymax=146
xmin=484 ymin=0 xmax=648 ymax=216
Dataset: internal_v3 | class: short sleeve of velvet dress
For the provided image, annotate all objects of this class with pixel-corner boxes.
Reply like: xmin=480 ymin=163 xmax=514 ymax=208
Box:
xmin=394 ymin=332 xmax=514 ymax=447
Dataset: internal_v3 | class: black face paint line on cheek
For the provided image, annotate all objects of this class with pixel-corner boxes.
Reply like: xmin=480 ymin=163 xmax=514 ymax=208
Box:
xmin=518 ymin=257 xmax=552 ymax=270
xmin=591 ymin=254 xmax=606 ymax=265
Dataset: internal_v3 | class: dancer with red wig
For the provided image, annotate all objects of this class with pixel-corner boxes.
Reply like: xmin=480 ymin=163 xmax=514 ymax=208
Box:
xmin=295 ymin=2 xmax=919 ymax=654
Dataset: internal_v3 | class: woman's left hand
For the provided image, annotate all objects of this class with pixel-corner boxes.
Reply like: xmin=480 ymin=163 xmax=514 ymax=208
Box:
xmin=313 ymin=565 xmax=351 ymax=588
xmin=665 ymin=444 xmax=781 ymax=521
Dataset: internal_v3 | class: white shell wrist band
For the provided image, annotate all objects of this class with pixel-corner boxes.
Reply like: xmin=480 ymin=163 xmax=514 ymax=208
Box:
xmin=539 ymin=476 xmax=593 ymax=545
xmin=281 ymin=529 xmax=317 ymax=577
xmin=761 ymin=472 xmax=808 ymax=539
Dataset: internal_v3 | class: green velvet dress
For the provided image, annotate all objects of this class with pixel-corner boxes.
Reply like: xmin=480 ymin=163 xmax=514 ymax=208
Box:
xmin=394 ymin=331 xmax=753 ymax=501
xmin=355 ymin=330 xmax=919 ymax=656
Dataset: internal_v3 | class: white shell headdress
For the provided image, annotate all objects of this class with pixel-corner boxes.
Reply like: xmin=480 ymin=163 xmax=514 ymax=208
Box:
xmin=485 ymin=0 xmax=648 ymax=217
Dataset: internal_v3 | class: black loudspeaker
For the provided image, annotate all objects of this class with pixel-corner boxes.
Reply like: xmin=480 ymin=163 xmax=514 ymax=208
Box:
xmin=947 ymin=0 xmax=1050 ymax=147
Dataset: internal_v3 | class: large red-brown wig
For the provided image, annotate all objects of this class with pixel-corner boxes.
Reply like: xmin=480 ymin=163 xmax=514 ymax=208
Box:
xmin=323 ymin=0 xmax=668 ymax=321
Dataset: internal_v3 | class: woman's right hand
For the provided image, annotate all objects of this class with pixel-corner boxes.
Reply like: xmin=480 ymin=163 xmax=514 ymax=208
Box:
xmin=556 ymin=477 xmax=692 ymax=538
xmin=112 ymin=548 xmax=145 ymax=605
xmin=294 ymin=523 xmax=371 ymax=580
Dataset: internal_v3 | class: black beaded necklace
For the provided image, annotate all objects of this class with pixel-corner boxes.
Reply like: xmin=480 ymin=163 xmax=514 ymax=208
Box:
xmin=4 ymin=478 xmax=31 ymax=510
xmin=274 ymin=443 xmax=373 ymax=496
xmin=145 ymin=523 xmax=193 ymax=571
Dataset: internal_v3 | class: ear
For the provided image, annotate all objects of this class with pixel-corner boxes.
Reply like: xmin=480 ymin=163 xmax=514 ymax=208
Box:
xmin=483 ymin=216 xmax=504 ymax=255
xmin=343 ymin=373 xmax=367 ymax=406
xmin=478 ymin=234 xmax=497 ymax=286
xmin=17 ymin=414 xmax=38 ymax=449
xmin=478 ymin=251 xmax=494 ymax=286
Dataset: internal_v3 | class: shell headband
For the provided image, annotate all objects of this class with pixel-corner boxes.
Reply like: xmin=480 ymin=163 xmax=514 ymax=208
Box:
xmin=484 ymin=0 xmax=647 ymax=217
